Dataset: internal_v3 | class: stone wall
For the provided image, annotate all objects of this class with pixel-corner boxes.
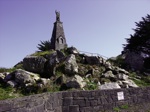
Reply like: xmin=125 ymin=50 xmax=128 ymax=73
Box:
xmin=0 ymin=92 xmax=62 ymax=112
xmin=1 ymin=87 xmax=150 ymax=112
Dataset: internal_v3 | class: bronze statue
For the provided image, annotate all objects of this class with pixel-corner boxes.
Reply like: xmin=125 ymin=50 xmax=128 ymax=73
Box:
xmin=55 ymin=10 xmax=60 ymax=21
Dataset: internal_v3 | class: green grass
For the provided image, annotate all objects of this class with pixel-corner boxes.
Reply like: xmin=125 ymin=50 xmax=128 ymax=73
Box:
xmin=0 ymin=84 xmax=16 ymax=100
xmin=132 ymin=77 xmax=150 ymax=87
xmin=129 ymin=72 xmax=150 ymax=87
xmin=31 ymin=50 xmax=54 ymax=57
xmin=0 ymin=63 xmax=24 ymax=73
xmin=113 ymin=104 xmax=129 ymax=112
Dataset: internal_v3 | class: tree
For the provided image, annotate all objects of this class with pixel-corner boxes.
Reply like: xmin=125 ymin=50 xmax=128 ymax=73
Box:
xmin=37 ymin=40 xmax=51 ymax=51
xmin=123 ymin=14 xmax=150 ymax=56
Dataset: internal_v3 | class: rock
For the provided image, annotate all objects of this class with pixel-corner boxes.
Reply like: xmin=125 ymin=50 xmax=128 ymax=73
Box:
xmin=47 ymin=50 xmax=65 ymax=75
xmin=0 ymin=73 xmax=5 ymax=83
xmin=2 ymin=72 xmax=10 ymax=76
xmin=14 ymin=69 xmax=39 ymax=86
xmin=49 ymin=50 xmax=65 ymax=65
xmin=87 ymin=68 xmax=101 ymax=77
xmin=99 ymin=82 xmax=121 ymax=90
xmin=0 ymin=73 xmax=5 ymax=80
xmin=67 ymin=47 xmax=79 ymax=54
xmin=66 ymin=75 xmax=86 ymax=89
xmin=55 ymin=75 xmax=67 ymax=85
xmin=86 ymin=74 xmax=92 ymax=78
xmin=4 ymin=73 xmax=15 ymax=82
xmin=122 ymin=79 xmax=138 ymax=88
xmin=98 ymin=57 xmax=106 ymax=65
xmin=85 ymin=56 xmax=100 ymax=65
xmin=23 ymin=56 xmax=47 ymax=74
xmin=7 ymin=80 xmax=18 ymax=87
xmin=65 ymin=54 xmax=78 ymax=75
xmin=40 ymin=78 xmax=50 ymax=86
xmin=103 ymin=71 xmax=115 ymax=78
xmin=117 ymin=73 xmax=129 ymax=80
xmin=115 ymin=67 xmax=129 ymax=75
xmin=78 ymin=66 xmax=88 ymax=76
xmin=104 ymin=61 xmax=112 ymax=69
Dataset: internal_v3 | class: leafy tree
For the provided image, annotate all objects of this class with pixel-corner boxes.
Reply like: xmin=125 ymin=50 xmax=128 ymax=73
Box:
xmin=123 ymin=14 xmax=150 ymax=55
xmin=37 ymin=40 xmax=51 ymax=51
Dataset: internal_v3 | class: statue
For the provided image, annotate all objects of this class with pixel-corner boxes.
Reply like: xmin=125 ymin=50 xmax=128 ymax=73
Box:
xmin=55 ymin=10 xmax=60 ymax=21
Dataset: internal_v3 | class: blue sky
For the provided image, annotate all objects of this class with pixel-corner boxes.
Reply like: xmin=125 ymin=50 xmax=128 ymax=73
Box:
xmin=0 ymin=0 xmax=150 ymax=68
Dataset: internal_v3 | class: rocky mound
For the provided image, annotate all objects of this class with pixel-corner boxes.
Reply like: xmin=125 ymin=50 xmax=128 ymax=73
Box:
xmin=0 ymin=47 xmax=138 ymax=93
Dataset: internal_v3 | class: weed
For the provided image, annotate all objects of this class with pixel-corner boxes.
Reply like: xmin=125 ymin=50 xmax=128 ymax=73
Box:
xmin=113 ymin=107 xmax=120 ymax=112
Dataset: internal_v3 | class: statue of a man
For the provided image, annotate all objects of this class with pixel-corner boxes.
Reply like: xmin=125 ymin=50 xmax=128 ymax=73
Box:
xmin=55 ymin=10 xmax=60 ymax=21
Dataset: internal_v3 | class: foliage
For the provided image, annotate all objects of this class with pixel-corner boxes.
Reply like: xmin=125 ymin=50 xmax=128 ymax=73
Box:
xmin=108 ymin=55 xmax=127 ymax=69
xmin=37 ymin=40 xmax=51 ymax=51
xmin=113 ymin=107 xmax=120 ymax=112
xmin=113 ymin=104 xmax=129 ymax=112
xmin=0 ymin=67 xmax=15 ymax=73
xmin=0 ymin=84 xmax=18 ymax=100
xmin=84 ymin=78 xmax=98 ymax=90
xmin=123 ymin=14 xmax=150 ymax=55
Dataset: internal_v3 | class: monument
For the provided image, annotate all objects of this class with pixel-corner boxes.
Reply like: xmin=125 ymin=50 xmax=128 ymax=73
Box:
xmin=50 ymin=10 xmax=67 ymax=50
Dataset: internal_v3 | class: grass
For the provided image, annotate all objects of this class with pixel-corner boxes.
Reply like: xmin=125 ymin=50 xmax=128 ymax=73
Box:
xmin=0 ymin=64 xmax=23 ymax=73
xmin=113 ymin=104 xmax=129 ymax=112
xmin=31 ymin=50 xmax=54 ymax=57
xmin=0 ymin=67 xmax=16 ymax=73
xmin=129 ymin=72 xmax=150 ymax=87
xmin=0 ymin=84 xmax=17 ymax=100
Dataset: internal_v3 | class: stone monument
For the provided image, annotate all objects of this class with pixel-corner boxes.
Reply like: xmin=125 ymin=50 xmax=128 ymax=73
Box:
xmin=50 ymin=10 xmax=67 ymax=50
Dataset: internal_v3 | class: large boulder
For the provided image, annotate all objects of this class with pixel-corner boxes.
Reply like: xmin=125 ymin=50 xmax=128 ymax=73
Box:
xmin=48 ymin=50 xmax=65 ymax=66
xmin=23 ymin=56 xmax=47 ymax=74
xmin=14 ymin=69 xmax=40 ymax=86
xmin=122 ymin=79 xmax=138 ymax=88
xmin=67 ymin=47 xmax=79 ymax=54
xmin=117 ymin=73 xmax=129 ymax=80
xmin=4 ymin=69 xmax=40 ymax=88
xmin=102 ymin=71 xmax=115 ymax=78
xmin=85 ymin=56 xmax=100 ymax=65
xmin=99 ymin=82 xmax=121 ymax=90
xmin=65 ymin=54 xmax=78 ymax=75
xmin=66 ymin=75 xmax=86 ymax=89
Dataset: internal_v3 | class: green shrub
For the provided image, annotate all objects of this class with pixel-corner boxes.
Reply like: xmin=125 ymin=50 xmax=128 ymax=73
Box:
xmin=108 ymin=55 xmax=127 ymax=69
xmin=84 ymin=78 xmax=98 ymax=90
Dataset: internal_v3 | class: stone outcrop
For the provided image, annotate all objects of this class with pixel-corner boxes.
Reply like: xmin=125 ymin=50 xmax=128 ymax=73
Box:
xmin=0 ymin=47 xmax=139 ymax=91
xmin=65 ymin=54 xmax=78 ymax=75
xmin=23 ymin=56 xmax=47 ymax=74
xmin=4 ymin=69 xmax=40 ymax=88
xmin=66 ymin=75 xmax=86 ymax=89
xmin=85 ymin=56 xmax=101 ymax=65
xmin=99 ymin=82 xmax=121 ymax=90
xmin=67 ymin=47 xmax=79 ymax=54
